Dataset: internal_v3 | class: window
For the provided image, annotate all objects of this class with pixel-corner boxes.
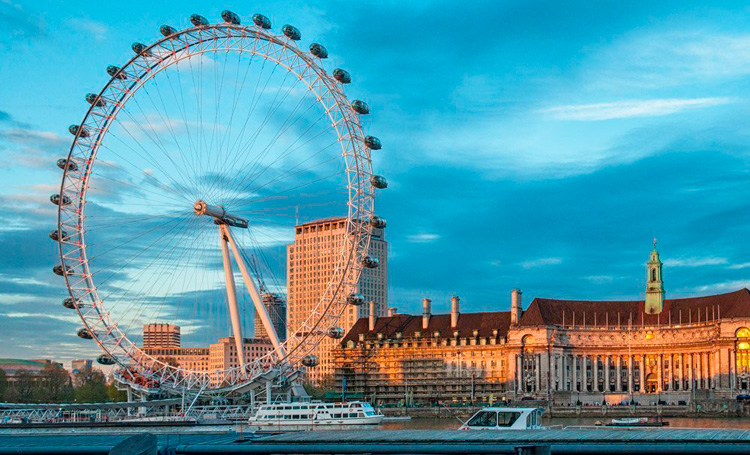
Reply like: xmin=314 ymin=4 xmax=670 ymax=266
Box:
xmin=466 ymin=411 xmax=498 ymax=427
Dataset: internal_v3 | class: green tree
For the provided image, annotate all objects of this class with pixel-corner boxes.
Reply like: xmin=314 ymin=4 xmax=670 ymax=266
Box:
xmin=107 ymin=382 xmax=127 ymax=402
xmin=11 ymin=370 xmax=35 ymax=402
xmin=73 ymin=365 xmax=108 ymax=403
xmin=35 ymin=363 xmax=72 ymax=402
xmin=0 ymin=368 xmax=7 ymax=401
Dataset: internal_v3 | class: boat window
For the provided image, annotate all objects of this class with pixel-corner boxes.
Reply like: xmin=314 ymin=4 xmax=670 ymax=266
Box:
xmin=497 ymin=412 xmax=521 ymax=427
xmin=467 ymin=411 xmax=498 ymax=427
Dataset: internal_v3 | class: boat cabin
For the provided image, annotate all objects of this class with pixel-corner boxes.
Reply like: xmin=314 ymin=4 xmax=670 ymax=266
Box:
xmin=460 ymin=407 xmax=544 ymax=430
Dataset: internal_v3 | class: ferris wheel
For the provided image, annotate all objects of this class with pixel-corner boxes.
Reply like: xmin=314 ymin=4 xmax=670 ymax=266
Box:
xmin=50 ymin=10 xmax=386 ymax=396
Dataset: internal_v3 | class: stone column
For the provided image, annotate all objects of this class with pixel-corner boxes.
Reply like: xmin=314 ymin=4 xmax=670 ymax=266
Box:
xmin=616 ymin=355 xmax=622 ymax=392
xmin=657 ymin=354 xmax=663 ymax=392
xmin=627 ymin=355 xmax=634 ymax=394
xmin=731 ymin=348 xmax=737 ymax=392
xmin=516 ymin=354 xmax=523 ymax=393
xmin=687 ymin=353 xmax=693 ymax=391
xmin=557 ymin=354 xmax=564 ymax=391
xmin=582 ymin=355 xmax=588 ymax=392
xmin=640 ymin=354 xmax=646 ymax=392
xmin=604 ymin=355 xmax=611 ymax=392
xmin=676 ymin=353 xmax=682 ymax=391
xmin=591 ymin=355 xmax=599 ymax=392
xmin=534 ymin=354 xmax=541 ymax=392
xmin=572 ymin=355 xmax=578 ymax=392
xmin=668 ymin=354 xmax=674 ymax=392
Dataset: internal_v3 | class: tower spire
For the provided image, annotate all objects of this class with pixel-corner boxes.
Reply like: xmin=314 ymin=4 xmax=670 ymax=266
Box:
xmin=645 ymin=240 xmax=664 ymax=314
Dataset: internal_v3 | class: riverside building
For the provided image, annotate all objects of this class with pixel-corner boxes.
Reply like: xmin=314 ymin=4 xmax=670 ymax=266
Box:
xmin=333 ymin=246 xmax=750 ymax=405
xmin=287 ymin=217 xmax=388 ymax=384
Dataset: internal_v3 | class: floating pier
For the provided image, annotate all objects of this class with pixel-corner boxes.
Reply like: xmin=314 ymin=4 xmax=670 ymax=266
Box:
xmin=1 ymin=428 xmax=750 ymax=454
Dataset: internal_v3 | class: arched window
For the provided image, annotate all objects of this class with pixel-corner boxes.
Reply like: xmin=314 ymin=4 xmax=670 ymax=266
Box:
xmin=736 ymin=328 xmax=750 ymax=338
xmin=651 ymin=269 xmax=657 ymax=281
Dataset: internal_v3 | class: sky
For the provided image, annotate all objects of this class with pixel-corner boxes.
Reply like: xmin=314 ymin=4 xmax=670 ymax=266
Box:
xmin=0 ymin=0 xmax=749 ymax=365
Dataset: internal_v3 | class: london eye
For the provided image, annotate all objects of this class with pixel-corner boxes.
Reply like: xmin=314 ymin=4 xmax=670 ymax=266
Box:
xmin=50 ymin=11 xmax=386 ymax=397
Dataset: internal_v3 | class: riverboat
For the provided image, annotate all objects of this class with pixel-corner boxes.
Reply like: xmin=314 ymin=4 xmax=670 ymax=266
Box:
xmin=459 ymin=407 xmax=544 ymax=430
xmin=247 ymin=401 xmax=384 ymax=431
xmin=606 ymin=417 xmax=670 ymax=427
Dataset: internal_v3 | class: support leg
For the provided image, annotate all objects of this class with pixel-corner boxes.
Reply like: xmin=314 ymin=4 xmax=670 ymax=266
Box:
xmin=220 ymin=227 xmax=246 ymax=367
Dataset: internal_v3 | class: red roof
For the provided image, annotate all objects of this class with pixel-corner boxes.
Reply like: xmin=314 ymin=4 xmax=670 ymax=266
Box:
xmin=342 ymin=311 xmax=512 ymax=344
xmin=521 ymin=288 xmax=750 ymax=327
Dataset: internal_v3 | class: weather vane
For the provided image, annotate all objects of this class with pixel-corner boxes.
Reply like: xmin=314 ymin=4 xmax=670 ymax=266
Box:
xmin=653 ymin=237 xmax=658 ymax=249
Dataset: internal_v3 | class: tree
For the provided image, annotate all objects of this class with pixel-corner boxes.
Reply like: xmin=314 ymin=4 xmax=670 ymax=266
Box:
xmin=35 ymin=363 xmax=72 ymax=402
xmin=0 ymin=368 xmax=7 ymax=401
xmin=73 ymin=365 xmax=108 ymax=403
xmin=11 ymin=371 xmax=35 ymax=402
xmin=107 ymin=382 xmax=127 ymax=402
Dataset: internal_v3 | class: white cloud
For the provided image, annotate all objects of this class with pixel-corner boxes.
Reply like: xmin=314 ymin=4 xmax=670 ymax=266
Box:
xmin=407 ymin=233 xmax=440 ymax=243
xmin=663 ymin=256 xmax=728 ymax=267
xmin=680 ymin=280 xmax=750 ymax=295
xmin=520 ymin=257 xmax=562 ymax=269
xmin=584 ymin=275 xmax=614 ymax=284
xmin=70 ymin=18 xmax=108 ymax=41
xmin=539 ymin=97 xmax=733 ymax=121
xmin=728 ymin=262 xmax=750 ymax=270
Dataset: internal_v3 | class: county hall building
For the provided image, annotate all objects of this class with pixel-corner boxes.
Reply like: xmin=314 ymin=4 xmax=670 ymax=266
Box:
xmin=333 ymin=246 xmax=750 ymax=405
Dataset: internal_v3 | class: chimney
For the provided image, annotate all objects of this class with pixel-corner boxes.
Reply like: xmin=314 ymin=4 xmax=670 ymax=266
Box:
xmin=369 ymin=301 xmax=376 ymax=331
xmin=511 ymin=289 xmax=522 ymax=326
xmin=388 ymin=307 xmax=397 ymax=317
xmin=451 ymin=296 xmax=460 ymax=329
xmin=422 ymin=298 xmax=432 ymax=330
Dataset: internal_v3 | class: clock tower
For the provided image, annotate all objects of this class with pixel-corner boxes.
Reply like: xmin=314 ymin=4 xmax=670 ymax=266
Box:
xmin=645 ymin=239 xmax=664 ymax=315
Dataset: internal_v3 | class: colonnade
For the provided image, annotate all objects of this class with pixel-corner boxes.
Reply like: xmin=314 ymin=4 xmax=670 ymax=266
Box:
xmin=515 ymin=351 xmax=716 ymax=394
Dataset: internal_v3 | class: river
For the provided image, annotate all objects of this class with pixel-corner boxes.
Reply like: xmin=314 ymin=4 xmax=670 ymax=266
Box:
xmin=382 ymin=416 xmax=750 ymax=430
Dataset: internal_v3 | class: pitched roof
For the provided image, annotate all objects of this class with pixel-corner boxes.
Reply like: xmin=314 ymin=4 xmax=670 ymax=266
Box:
xmin=521 ymin=288 xmax=750 ymax=327
xmin=342 ymin=311 xmax=512 ymax=344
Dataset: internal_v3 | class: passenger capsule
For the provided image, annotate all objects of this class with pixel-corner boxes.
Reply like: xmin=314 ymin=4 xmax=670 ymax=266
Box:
xmin=309 ymin=43 xmax=328 ymax=59
xmin=364 ymin=135 xmax=382 ymax=150
xmin=301 ymin=354 xmax=319 ymax=367
xmin=362 ymin=256 xmax=380 ymax=269
xmin=50 ymin=194 xmax=72 ymax=206
xmin=97 ymin=354 xmax=116 ymax=365
xmin=333 ymin=68 xmax=351 ymax=84
xmin=68 ymin=125 xmax=90 ymax=138
xmin=282 ymin=24 xmax=301 ymax=40
xmin=85 ymin=93 xmax=105 ymax=107
xmin=369 ymin=215 xmax=387 ymax=229
xmin=160 ymin=25 xmax=178 ymax=37
xmin=62 ymin=297 xmax=78 ymax=309
xmin=346 ymin=293 xmax=365 ymax=306
xmin=221 ymin=10 xmax=241 ymax=25
xmin=49 ymin=229 xmax=69 ymax=242
xmin=253 ymin=14 xmax=271 ymax=29
xmin=56 ymin=158 xmax=78 ymax=171
xmin=370 ymin=175 xmax=388 ymax=189
xmin=326 ymin=327 xmax=345 ymax=339
xmin=53 ymin=265 xmax=72 ymax=276
xmin=131 ymin=42 xmax=151 ymax=56
xmin=351 ymin=100 xmax=369 ymax=115
xmin=77 ymin=328 xmax=93 ymax=340
xmin=106 ymin=65 xmax=127 ymax=80
xmin=190 ymin=14 xmax=209 ymax=27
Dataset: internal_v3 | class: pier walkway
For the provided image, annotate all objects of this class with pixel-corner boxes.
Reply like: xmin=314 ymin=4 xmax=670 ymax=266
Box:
xmin=1 ymin=428 xmax=750 ymax=454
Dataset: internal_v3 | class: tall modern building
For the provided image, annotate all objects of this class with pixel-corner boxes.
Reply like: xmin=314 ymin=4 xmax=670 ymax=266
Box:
xmin=254 ymin=293 xmax=287 ymax=342
xmin=286 ymin=216 xmax=388 ymax=384
xmin=143 ymin=323 xmax=180 ymax=348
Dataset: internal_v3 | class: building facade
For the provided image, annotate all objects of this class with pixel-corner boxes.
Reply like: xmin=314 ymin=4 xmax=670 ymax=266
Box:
xmin=334 ymin=247 xmax=750 ymax=405
xmin=140 ymin=326 xmax=273 ymax=384
xmin=254 ymin=293 xmax=287 ymax=342
xmin=143 ymin=323 xmax=181 ymax=348
xmin=287 ymin=217 xmax=388 ymax=384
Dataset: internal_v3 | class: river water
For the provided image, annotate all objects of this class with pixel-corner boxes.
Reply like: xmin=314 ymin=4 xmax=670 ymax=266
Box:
xmin=382 ymin=416 xmax=750 ymax=430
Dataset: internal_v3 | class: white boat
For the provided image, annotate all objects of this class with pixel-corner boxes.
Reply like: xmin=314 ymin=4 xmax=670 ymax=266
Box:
xmin=459 ymin=407 xmax=544 ymax=430
xmin=248 ymin=401 xmax=384 ymax=431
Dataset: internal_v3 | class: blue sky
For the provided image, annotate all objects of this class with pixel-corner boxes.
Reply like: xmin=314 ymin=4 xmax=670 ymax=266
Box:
xmin=0 ymin=0 xmax=749 ymax=364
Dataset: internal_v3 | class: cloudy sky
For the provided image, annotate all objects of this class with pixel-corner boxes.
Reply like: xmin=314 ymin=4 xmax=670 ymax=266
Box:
xmin=0 ymin=0 xmax=749 ymax=364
